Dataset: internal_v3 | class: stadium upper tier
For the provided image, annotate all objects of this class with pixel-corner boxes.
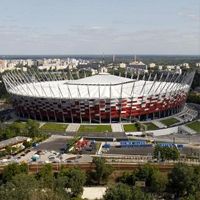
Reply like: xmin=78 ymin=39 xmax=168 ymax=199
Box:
xmin=3 ymin=72 xmax=192 ymax=99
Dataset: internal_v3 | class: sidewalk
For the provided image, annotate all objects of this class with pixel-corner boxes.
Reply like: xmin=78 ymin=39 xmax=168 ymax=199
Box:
xmin=66 ymin=124 xmax=80 ymax=132
xmin=111 ymin=124 xmax=124 ymax=132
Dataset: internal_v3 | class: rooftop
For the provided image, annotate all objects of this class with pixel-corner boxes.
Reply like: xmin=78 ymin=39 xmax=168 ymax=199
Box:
xmin=8 ymin=73 xmax=189 ymax=99
xmin=66 ymin=73 xmax=134 ymax=86
xmin=0 ymin=136 xmax=30 ymax=150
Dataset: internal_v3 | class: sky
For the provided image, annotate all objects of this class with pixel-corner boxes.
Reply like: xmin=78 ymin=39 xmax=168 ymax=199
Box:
xmin=0 ymin=0 xmax=199 ymax=55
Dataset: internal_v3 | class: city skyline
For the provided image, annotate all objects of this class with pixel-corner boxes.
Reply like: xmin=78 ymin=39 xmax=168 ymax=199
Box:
xmin=0 ymin=0 xmax=199 ymax=55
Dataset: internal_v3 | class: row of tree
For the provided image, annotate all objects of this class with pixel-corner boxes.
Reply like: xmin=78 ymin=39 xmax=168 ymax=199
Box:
xmin=187 ymin=92 xmax=200 ymax=104
xmin=117 ymin=163 xmax=200 ymax=199
xmin=0 ymin=74 xmax=8 ymax=100
xmin=1 ymin=161 xmax=200 ymax=200
xmin=154 ymin=145 xmax=180 ymax=161
xmin=0 ymin=119 xmax=48 ymax=157
xmin=0 ymin=157 xmax=113 ymax=200
xmin=0 ymin=119 xmax=43 ymax=141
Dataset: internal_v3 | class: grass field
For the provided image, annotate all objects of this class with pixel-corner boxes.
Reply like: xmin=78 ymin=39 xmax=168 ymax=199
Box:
xmin=144 ymin=123 xmax=159 ymax=130
xmin=78 ymin=125 xmax=112 ymax=133
xmin=187 ymin=121 xmax=200 ymax=133
xmin=124 ymin=123 xmax=158 ymax=132
xmin=160 ymin=118 xmax=179 ymax=126
xmin=124 ymin=124 xmax=139 ymax=132
xmin=40 ymin=123 xmax=68 ymax=132
xmin=14 ymin=122 xmax=27 ymax=129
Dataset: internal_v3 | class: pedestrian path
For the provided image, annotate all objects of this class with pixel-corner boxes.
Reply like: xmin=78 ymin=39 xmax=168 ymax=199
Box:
xmin=111 ymin=124 xmax=124 ymax=132
xmin=39 ymin=122 xmax=46 ymax=128
xmin=66 ymin=124 xmax=80 ymax=132
xmin=174 ymin=116 xmax=184 ymax=123
xmin=179 ymin=125 xmax=196 ymax=134
xmin=152 ymin=120 xmax=166 ymax=129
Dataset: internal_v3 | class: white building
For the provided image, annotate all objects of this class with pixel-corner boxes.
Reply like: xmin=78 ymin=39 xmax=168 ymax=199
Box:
xmin=38 ymin=65 xmax=52 ymax=71
xmin=0 ymin=60 xmax=7 ymax=73
xmin=129 ymin=56 xmax=147 ymax=72
xmin=55 ymin=65 xmax=68 ymax=70
xmin=119 ymin=63 xmax=126 ymax=68
xmin=91 ymin=68 xmax=98 ymax=75
xmin=181 ymin=63 xmax=190 ymax=69
xmin=166 ymin=65 xmax=175 ymax=70
xmin=149 ymin=63 xmax=156 ymax=68
xmin=158 ymin=65 xmax=163 ymax=70
xmin=27 ymin=59 xmax=34 ymax=67
xmin=196 ymin=63 xmax=200 ymax=67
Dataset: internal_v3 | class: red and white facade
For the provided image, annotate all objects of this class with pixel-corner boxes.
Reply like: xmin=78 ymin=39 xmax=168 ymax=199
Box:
xmin=2 ymin=71 xmax=195 ymax=123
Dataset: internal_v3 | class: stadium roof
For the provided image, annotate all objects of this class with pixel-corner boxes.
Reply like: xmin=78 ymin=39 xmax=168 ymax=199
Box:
xmin=8 ymin=73 xmax=189 ymax=99
xmin=66 ymin=73 xmax=133 ymax=85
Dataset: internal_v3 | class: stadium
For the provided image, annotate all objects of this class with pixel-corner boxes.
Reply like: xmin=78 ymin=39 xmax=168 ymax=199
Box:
xmin=2 ymin=70 xmax=195 ymax=123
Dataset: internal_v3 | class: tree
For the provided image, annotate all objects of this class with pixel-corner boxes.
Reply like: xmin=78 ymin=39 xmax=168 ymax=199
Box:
xmin=154 ymin=145 xmax=180 ymax=161
xmin=118 ymin=171 xmax=136 ymax=185
xmin=132 ymin=187 xmax=153 ymax=200
xmin=149 ymin=170 xmax=168 ymax=193
xmin=18 ymin=163 xmax=28 ymax=174
xmin=118 ymin=164 xmax=167 ymax=193
xmin=0 ymin=174 xmax=69 ymax=200
xmin=5 ymin=146 xmax=12 ymax=154
xmin=92 ymin=157 xmax=113 ymax=185
xmin=0 ymin=126 xmax=15 ymax=140
xmin=180 ymin=191 xmax=200 ymax=200
xmin=187 ymin=92 xmax=200 ymax=104
xmin=0 ymin=174 xmax=38 ymax=200
xmin=103 ymin=184 xmax=153 ymax=200
xmin=135 ymin=164 xmax=156 ymax=187
xmin=23 ymin=140 xmax=32 ymax=148
xmin=192 ymin=166 xmax=200 ymax=193
xmin=2 ymin=163 xmax=20 ymax=183
xmin=26 ymin=119 xmax=40 ymax=138
xmin=37 ymin=163 xmax=54 ymax=188
xmin=9 ymin=122 xmax=25 ymax=136
xmin=168 ymin=163 xmax=194 ymax=198
xmin=58 ymin=167 xmax=86 ymax=197
xmin=2 ymin=163 xmax=28 ymax=184
xmin=103 ymin=183 xmax=133 ymax=200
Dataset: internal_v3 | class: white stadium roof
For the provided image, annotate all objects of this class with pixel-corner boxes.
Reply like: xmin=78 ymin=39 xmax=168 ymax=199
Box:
xmin=66 ymin=73 xmax=132 ymax=85
xmin=8 ymin=73 xmax=189 ymax=99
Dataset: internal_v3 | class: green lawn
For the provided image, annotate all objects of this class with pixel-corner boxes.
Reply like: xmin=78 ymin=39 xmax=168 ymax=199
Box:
xmin=14 ymin=122 xmax=27 ymax=129
xmin=124 ymin=123 xmax=158 ymax=132
xmin=144 ymin=123 xmax=159 ymax=131
xmin=124 ymin=124 xmax=139 ymax=132
xmin=78 ymin=125 xmax=112 ymax=133
xmin=187 ymin=121 xmax=200 ymax=133
xmin=160 ymin=118 xmax=179 ymax=126
xmin=40 ymin=123 xmax=68 ymax=132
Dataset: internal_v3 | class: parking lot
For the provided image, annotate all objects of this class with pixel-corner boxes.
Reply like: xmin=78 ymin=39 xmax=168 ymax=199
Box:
xmin=2 ymin=132 xmax=200 ymax=165
xmin=35 ymin=135 xmax=71 ymax=151
xmin=0 ymin=135 xmax=93 ymax=165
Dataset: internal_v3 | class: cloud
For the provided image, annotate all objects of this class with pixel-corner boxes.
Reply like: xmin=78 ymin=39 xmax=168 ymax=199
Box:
xmin=178 ymin=11 xmax=199 ymax=21
xmin=0 ymin=23 xmax=199 ymax=55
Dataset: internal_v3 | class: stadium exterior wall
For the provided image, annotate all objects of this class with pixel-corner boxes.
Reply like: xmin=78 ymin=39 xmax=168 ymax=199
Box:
xmin=2 ymin=70 xmax=195 ymax=123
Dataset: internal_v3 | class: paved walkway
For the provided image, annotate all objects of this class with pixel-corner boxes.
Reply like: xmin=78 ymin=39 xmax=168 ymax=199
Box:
xmin=126 ymin=126 xmax=179 ymax=137
xmin=179 ymin=125 xmax=196 ymax=134
xmin=66 ymin=124 xmax=80 ymax=132
xmin=39 ymin=122 xmax=46 ymax=128
xmin=152 ymin=120 xmax=166 ymax=128
xmin=111 ymin=124 xmax=124 ymax=132
xmin=82 ymin=187 xmax=106 ymax=200
xmin=174 ymin=116 xmax=184 ymax=123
